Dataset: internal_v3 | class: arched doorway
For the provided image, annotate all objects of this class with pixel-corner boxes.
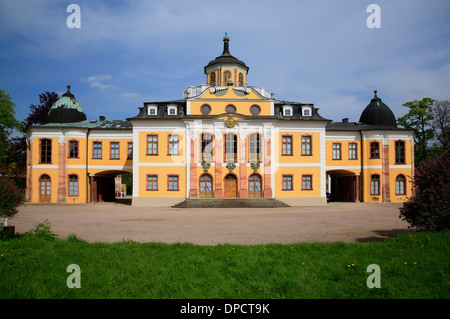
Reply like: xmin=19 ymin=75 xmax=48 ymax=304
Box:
xmin=248 ymin=174 xmax=262 ymax=198
xmin=327 ymin=170 xmax=360 ymax=202
xmin=39 ymin=174 xmax=51 ymax=202
xmin=224 ymin=174 xmax=237 ymax=198
xmin=199 ymin=174 xmax=213 ymax=198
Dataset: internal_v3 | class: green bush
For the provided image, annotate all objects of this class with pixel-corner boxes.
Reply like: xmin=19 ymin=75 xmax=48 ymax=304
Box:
xmin=27 ymin=219 xmax=56 ymax=240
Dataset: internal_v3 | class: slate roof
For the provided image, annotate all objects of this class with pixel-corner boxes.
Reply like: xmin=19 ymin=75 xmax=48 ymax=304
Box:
xmin=34 ymin=119 xmax=132 ymax=130
xmin=326 ymin=121 xmax=412 ymax=132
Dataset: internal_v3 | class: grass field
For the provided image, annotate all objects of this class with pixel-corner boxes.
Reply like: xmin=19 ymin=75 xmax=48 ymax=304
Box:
xmin=0 ymin=222 xmax=449 ymax=299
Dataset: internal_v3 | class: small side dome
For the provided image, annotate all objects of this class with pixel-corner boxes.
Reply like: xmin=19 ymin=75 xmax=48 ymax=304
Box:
xmin=47 ymin=85 xmax=87 ymax=123
xmin=359 ymin=90 xmax=397 ymax=127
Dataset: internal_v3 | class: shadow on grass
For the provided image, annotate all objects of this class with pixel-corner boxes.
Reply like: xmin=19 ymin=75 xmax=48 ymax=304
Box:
xmin=355 ymin=228 xmax=413 ymax=243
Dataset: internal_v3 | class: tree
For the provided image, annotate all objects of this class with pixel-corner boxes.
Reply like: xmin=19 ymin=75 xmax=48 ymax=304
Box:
xmin=399 ymin=148 xmax=450 ymax=231
xmin=397 ymin=98 xmax=435 ymax=166
xmin=432 ymin=100 xmax=450 ymax=150
xmin=21 ymin=91 xmax=59 ymax=131
xmin=0 ymin=89 xmax=21 ymax=162
xmin=3 ymin=92 xmax=59 ymax=176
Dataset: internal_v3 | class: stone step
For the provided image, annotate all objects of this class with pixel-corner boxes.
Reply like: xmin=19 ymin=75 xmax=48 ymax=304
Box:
xmin=172 ymin=198 xmax=290 ymax=208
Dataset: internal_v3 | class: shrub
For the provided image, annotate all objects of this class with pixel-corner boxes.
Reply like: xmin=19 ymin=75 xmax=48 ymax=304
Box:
xmin=399 ymin=148 xmax=450 ymax=230
xmin=28 ymin=219 xmax=56 ymax=240
xmin=0 ymin=176 xmax=24 ymax=220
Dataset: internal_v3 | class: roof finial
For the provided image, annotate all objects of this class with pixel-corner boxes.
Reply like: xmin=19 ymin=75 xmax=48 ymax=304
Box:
xmin=222 ymin=33 xmax=231 ymax=56
xmin=374 ymin=90 xmax=378 ymax=98
xmin=67 ymin=85 xmax=71 ymax=92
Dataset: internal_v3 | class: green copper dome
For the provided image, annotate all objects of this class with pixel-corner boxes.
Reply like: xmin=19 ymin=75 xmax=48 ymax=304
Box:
xmin=47 ymin=85 xmax=87 ymax=123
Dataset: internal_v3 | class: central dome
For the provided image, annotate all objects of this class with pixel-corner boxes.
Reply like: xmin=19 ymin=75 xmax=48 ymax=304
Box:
xmin=204 ymin=35 xmax=249 ymax=74
xmin=359 ymin=90 xmax=397 ymax=127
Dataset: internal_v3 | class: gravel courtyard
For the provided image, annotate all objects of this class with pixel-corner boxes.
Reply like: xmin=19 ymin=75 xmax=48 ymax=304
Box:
xmin=10 ymin=201 xmax=411 ymax=245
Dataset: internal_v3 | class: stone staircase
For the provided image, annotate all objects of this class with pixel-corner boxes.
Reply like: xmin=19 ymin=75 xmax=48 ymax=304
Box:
xmin=172 ymin=198 xmax=290 ymax=208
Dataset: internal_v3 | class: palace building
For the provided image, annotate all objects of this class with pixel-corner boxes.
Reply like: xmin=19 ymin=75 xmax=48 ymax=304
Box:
xmin=25 ymin=35 xmax=415 ymax=206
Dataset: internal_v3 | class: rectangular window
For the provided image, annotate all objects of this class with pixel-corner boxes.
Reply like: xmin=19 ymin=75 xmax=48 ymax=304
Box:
xmin=147 ymin=175 xmax=158 ymax=190
xmin=370 ymin=142 xmax=379 ymax=159
xmin=302 ymin=136 xmax=312 ymax=156
xmin=302 ymin=175 xmax=312 ymax=190
xmin=282 ymin=175 xmax=293 ymax=190
xmin=93 ymin=142 xmax=102 ymax=159
xmin=349 ymin=143 xmax=357 ymax=160
xmin=225 ymin=133 xmax=237 ymax=163
xmin=395 ymin=141 xmax=405 ymax=164
xmin=201 ymin=133 xmax=213 ymax=162
xmin=127 ymin=142 xmax=133 ymax=159
xmin=110 ymin=142 xmax=120 ymax=159
xmin=168 ymin=135 xmax=179 ymax=155
xmin=68 ymin=175 xmax=78 ymax=196
xmin=371 ymin=175 xmax=380 ymax=195
xmin=249 ymin=134 xmax=261 ymax=163
xmin=168 ymin=175 xmax=179 ymax=191
xmin=40 ymin=139 xmax=52 ymax=163
xmin=282 ymin=135 xmax=292 ymax=155
xmin=147 ymin=135 xmax=158 ymax=155
xmin=68 ymin=140 xmax=79 ymax=158
xmin=332 ymin=143 xmax=341 ymax=160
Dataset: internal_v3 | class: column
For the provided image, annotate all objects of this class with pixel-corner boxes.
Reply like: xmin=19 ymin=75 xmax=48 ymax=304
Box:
xmin=57 ymin=136 xmax=67 ymax=203
xmin=381 ymin=139 xmax=390 ymax=202
xmin=189 ymin=134 xmax=198 ymax=198
xmin=263 ymin=126 xmax=273 ymax=198
xmin=238 ymin=128 xmax=248 ymax=198
xmin=214 ymin=126 xmax=224 ymax=198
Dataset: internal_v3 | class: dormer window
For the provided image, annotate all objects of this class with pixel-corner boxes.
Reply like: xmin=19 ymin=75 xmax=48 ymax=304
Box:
xmin=283 ymin=105 xmax=293 ymax=117
xmin=148 ymin=106 xmax=157 ymax=116
xmin=168 ymin=106 xmax=177 ymax=116
xmin=302 ymin=106 xmax=312 ymax=117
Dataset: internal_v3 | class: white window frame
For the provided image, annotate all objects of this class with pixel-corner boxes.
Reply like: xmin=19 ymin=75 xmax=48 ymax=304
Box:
xmin=302 ymin=106 xmax=312 ymax=117
xmin=148 ymin=105 xmax=157 ymax=116
xmin=283 ymin=105 xmax=293 ymax=117
xmin=167 ymin=105 xmax=177 ymax=116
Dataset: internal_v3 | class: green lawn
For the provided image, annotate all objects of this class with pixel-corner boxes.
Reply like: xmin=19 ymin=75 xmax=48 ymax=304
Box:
xmin=0 ymin=223 xmax=449 ymax=299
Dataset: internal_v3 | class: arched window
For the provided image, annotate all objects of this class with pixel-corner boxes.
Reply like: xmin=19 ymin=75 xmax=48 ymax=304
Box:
xmin=224 ymin=71 xmax=232 ymax=85
xmin=396 ymin=175 xmax=406 ymax=195
xmin=238 ymin=73 xmax=244 ymax=86
xmin=210 ymin=72 xmax=216 ymax=86
xmin=39 ymin=174 xmax=51 ymax=202
xmin=248 ymin=174 xmax=262 ymax=198
xmin=199 ymin=174 xmax=213 ymax=198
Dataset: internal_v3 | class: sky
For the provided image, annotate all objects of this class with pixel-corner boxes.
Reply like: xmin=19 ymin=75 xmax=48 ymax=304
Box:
xmin=1 ymin=0 xmax=450 ymax=126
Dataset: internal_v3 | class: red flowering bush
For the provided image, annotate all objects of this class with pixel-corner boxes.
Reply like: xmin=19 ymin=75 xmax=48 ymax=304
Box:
xmin=399 ymin=148 xmax=450 ymax=230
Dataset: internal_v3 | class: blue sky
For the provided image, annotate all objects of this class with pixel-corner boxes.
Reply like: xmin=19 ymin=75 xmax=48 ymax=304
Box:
xmin=1 ymin=0 xmax=449 ymax=125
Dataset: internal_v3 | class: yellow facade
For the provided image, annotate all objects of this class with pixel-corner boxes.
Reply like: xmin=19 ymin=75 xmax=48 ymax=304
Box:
xmin=26 ymin=35 xmax=414 ymax=206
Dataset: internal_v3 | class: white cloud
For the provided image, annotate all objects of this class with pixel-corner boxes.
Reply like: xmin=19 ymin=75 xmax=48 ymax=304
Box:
xmin=121 ymin=92 xmax=138 ymax=98
xmin=81 ymin=74 xmax=114 ymax=90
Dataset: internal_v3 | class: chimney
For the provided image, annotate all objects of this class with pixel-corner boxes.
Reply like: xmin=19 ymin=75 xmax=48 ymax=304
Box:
xmin=342 ymin=118 xmax=348 ymax=123
xmin=99 ymin=116 xmax=105 ymax=121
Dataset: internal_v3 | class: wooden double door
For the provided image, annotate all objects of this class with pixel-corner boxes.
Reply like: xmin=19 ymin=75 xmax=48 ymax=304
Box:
xmin=224 ymin=174 xmax=237 ymax=198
